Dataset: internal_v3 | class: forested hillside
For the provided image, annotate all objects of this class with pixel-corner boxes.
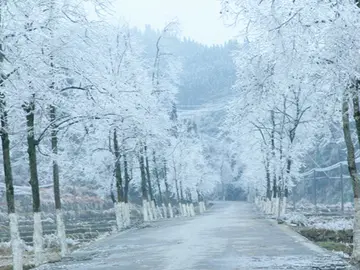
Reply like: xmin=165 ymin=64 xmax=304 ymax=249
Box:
xmin=132 ymin=25 xmax=236 ymax=105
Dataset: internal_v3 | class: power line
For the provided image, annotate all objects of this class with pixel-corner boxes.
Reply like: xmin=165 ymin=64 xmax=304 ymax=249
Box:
xmin=299 ymin=158 xmax=360 ymax=177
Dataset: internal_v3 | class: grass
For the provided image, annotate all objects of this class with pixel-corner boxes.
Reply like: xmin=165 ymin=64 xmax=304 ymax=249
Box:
xmin=0 ymin=265 xmax=34 ymax=270
xmin=317 ymin=241 xmax=352 ymax=255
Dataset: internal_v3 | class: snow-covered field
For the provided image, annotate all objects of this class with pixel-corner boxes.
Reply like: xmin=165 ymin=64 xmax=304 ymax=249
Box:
xmin=284 ymin=211 xmax=353 ymax=231
xmin=281 ymin=202 xmax=355 ymax=259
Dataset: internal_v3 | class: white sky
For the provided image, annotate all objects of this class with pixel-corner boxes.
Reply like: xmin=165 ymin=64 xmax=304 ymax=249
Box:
xmin=106 ymin=0 xmax=237 ymax=45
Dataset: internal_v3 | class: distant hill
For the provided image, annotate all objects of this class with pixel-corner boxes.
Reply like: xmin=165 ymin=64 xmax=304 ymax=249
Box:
xmin=131 ymin=25 xmax=237 ymax=106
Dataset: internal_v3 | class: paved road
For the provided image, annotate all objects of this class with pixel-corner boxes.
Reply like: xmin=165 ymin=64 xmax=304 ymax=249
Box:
xmin=36 ymin=202 xmax=352 ymax=269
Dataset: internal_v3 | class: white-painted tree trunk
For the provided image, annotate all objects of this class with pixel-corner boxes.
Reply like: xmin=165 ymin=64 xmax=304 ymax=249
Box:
xmin=281 ymin=197 xmax=287 ymax=216
xmin=156 ymin=206 xmax=163 ymax=218
xmin=150 ymin=201 xmax=157 ymax=220
xmin=259 ymin=200 xmax=264 ymax=212
xmin=162 ymin=203 xmax=167 ymax=218
xmin=143 ymin=200 xmax=149 ymax=222
xmin=276 ymin=197 xmax=281 ymax=220
xmin=353 ymin=198 xmax=360 ymax=261
xmin=168 ymin=203 xmax=174 ymax=218
xmin=121 ymin=203 xmax=129 ymax=227
xmin=265 ymin=199 xmax=272 ymax=214
xmin=120 ymin=202 xmax=129 ymax=228
xmin=115 ymin=202 xmax=124 ymax=230
xmin=124 ymin=203 xmax=131 ymax=227
xmin=9 ymin=213 xmax=23 ymax=270
xmin=271 ymin=199 xmax=276 ymax=215
xmin=187 ymin=204 xmax=192 ymax=216
xmin=120 ymin=202 xmax=126 ymax=227
xmin=263 ymin=200 xmax=267 ymax=212
xmin=147 ymin=201 xmax=154 ymax=221
xmin=184 ymin=204 xmax=188 ymax=216
xmin=33 ymin=212 xmax=44 ymax=266
xmin=190 ymin=203 xmax=196 ymax=216
xmin=201 ymin=201 xmax=206 ymax=212
xmin=264 ymin=200 xmax=269 ymax=213
xmin=198 ymin=202 xmax=203 ymax=214
xmin=179 ymin=203 xmax=183 ymax=216
xmin=56 ymin=209 xmax=67 ymax=257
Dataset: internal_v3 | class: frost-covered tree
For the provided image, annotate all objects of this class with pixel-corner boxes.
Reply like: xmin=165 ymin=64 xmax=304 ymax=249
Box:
xmin=221 ymin=0 xmax=360 ymax=260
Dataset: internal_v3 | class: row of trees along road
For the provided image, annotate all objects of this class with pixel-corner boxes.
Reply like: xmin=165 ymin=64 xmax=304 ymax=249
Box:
xmin=0 ymin=1 xmax=216 ymax=269
xmin=221 ymin=0 xmax=360 ymax=262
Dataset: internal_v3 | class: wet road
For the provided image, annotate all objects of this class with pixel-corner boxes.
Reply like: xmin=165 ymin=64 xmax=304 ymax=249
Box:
xmin=36 ymin=202 xmax=353 ymax=269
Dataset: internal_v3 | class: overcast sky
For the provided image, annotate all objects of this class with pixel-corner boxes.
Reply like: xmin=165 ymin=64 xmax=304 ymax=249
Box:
xmin=105 ymin=0 xmax=237 ymax=45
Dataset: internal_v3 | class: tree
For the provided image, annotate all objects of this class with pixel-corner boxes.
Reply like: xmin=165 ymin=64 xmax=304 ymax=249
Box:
xmin=221 ymin=0 xmax=360 ymax=260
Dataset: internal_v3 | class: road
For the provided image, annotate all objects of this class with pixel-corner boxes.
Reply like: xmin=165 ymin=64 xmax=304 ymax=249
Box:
xmin=36 ymin=202 xmax=352 ymax=270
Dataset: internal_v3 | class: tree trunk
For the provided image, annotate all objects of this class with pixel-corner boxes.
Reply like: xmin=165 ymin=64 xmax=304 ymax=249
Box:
xmin=180 ymin=180 xmax=184 ymax=203
xmin=113 ymin=129 xmax=125 ymax=229
xmin=139 ymin=147 xmax=149 ymax=221
xmin=123 ymin=153 xmax=130 ymax=203
xmin=343 ymin=91 xmax=360 ymax=261
xmin=0 ymin=3 xmax=22 ymax=263
xmin=197 ymin=189 xmax=203 ymax=214
xmin=277 ymin=126 xmax=284 ymax=220
xmin=1 ymin=97 xmax=15 ymax=214
xmin=153 ymin=152 xmax=165 ymax=218
xmin=222 ymin=181 xmax=226 ymax=201
xmin=174 ymin=172 xmax=180 ymax=203
xmin=1 ymin=95 xmax=23 ymax=270
xmin=24 ymin=98 xmax=44 ymax=266
xmin=281 ymin=158 xmax=292 ymax=216
xmin=50 ymin=105 xmax=67 ymax=257
xmin=144 ymin=146 xmax=154 ymax=201
xmin=164 ymin=160 xmax=170 ymax=204
xmin=264 ymin=156 xmax=272 ymax=214
xmin=50 ymin=106 xmax=61 ymax=211
xmin=122 ymin=154 xmax=131 ymax=227
xmin=270 ymin=110 xmax=277 ymax=209
xmin=153 ymin=151 xmax=163 ymax=204
xmin=265 ymin=158 xmax=271 ymax=200
xmin=113 ymin=129 xmax=123 ymax=203
xmin=352 ymin=89 xmax=360 ymax=260
xmin=164 ymin=160 xmax=172 ymax=218
xmin=24 ymin=100 xmax=41 ymax=212
xmin=285 ymin=159 xmax=292 ymax=194
xmin=144 ymin=145 xmax=156 ymax=219
xmin=220 ymin=159 xmax=226 ymax=201
xmin=179 ymin=180 xmax=187 ymax=216
xmin=313 ymin=170 xmax=317 ymax=212
xmin=353 ymin=91 xmax=360 ymax=146
xmin=47 ymin=0 xmax=67 ymax=254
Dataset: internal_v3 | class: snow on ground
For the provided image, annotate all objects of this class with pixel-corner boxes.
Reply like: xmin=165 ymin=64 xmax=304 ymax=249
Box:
xmin=284 ymin=211 xmax=353 ymax=230
xmin=308 ymin=216 xmax=353 ymax=231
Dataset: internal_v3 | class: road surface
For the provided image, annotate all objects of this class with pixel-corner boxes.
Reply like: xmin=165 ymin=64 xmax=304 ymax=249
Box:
xmin=36 ymin=202 xmax=352 ymax=269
